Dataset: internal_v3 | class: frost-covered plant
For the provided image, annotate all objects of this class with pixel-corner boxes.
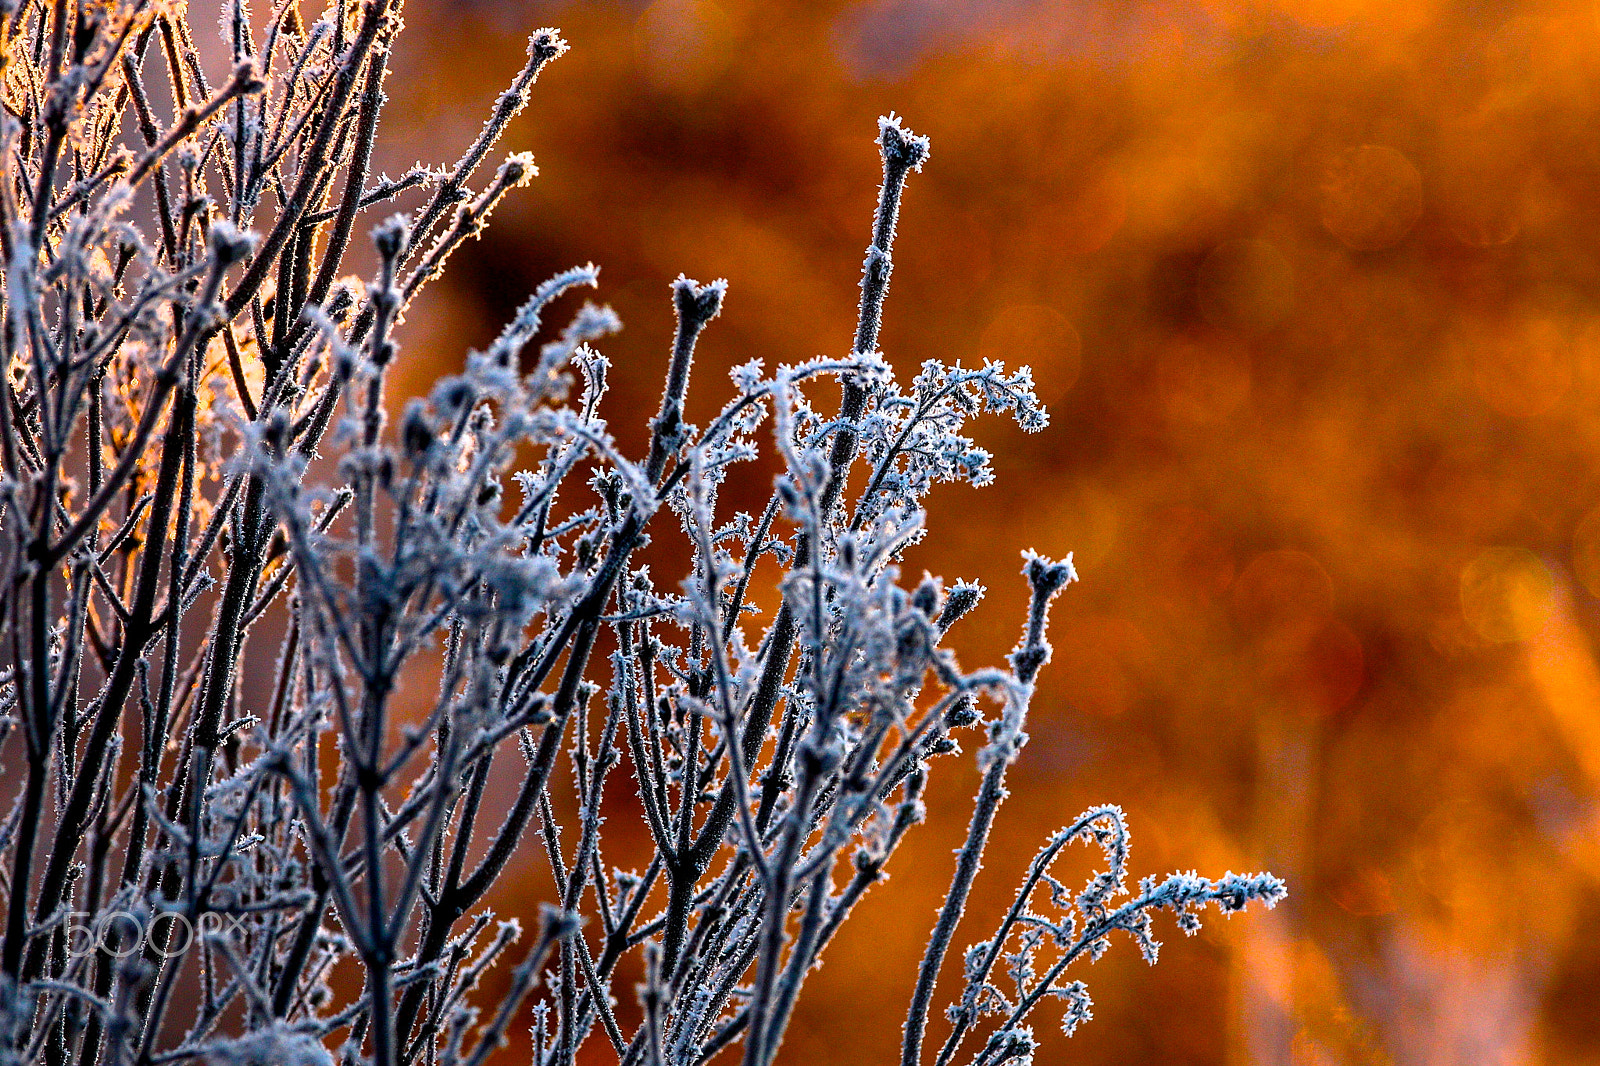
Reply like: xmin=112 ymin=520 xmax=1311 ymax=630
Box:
xmin=0 ymin=4 xmax=1284 ymax=1066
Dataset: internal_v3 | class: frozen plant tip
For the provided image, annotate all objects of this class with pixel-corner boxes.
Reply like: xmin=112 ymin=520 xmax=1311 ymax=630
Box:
xmin=0 ymin=4 xmax=1281 ymax=1066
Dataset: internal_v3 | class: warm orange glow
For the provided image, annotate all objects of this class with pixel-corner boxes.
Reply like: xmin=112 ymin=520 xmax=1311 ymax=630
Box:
xmin=386 ymin=1 xmax=1600 ymax=1061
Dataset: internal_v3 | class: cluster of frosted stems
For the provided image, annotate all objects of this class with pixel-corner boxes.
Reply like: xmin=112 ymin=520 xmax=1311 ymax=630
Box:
xmin=0 ymin=3 xmax=1283 ymax=1066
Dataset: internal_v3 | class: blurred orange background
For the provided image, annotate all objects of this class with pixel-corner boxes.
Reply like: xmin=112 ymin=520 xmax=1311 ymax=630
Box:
xmin=375 ymin=1 xmax=1600 ymax=1062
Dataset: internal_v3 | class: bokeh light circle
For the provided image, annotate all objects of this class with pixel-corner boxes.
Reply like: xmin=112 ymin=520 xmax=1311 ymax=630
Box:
xmin=1460 ymin=547 xmax=1555 ymax=643
xmin=978 ymin=304 xmax=1082 ymax=399
xmin=1472 ymin=316 xmax=1574 ymax=419
xmin=1319 ymin=145 xmax=1424 ymax=252
xmin=1156 ymin=337 xmax=1252 ymax=424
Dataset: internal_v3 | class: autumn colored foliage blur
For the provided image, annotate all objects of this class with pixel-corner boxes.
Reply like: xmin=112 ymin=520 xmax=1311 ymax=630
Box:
xmin=383 ymin=1 xmax=1600 ymax=1062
